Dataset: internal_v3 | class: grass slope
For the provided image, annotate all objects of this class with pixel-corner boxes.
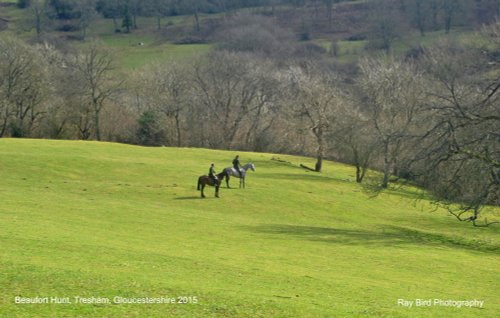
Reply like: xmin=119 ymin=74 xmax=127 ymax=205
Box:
xmin=0 ymin=139 xmax=499 ymax=317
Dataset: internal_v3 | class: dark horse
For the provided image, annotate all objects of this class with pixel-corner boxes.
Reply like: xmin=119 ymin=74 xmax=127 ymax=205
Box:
xmin=197 ymin=171 xmax=226 ymax=198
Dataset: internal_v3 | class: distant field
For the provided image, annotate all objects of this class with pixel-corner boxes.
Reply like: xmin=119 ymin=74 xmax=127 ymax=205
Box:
xmin=0 ymin=139 xmax=498 ymax=317
xmin=97 ymin=33 xmax=211 ymax=69
xmin=314 ymin=28 xmax=483 ymax=63
xmin=0 ymin=3 xmax=210 ymax=70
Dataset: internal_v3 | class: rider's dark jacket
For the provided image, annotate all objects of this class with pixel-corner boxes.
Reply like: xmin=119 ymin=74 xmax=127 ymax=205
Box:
xmin=232 ymin=158 xmax=240 ymax=169
xmin=209 ymin=166 xmax=216 ymax=177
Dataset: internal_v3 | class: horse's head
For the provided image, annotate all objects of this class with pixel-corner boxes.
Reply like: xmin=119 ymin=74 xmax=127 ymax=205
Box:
xmin=249 ymin=163 xmax=255 ymax=171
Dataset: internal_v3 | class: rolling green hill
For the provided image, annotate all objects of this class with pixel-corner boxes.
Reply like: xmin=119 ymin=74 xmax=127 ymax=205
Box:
xmin=0 ymin=139 xmax=499 ymax=317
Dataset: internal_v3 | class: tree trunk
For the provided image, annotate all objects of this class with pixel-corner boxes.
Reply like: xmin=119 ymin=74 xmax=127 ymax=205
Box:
xmin=194 ymin=11 xmax=200 ymax=32
xmin=35 ymin=11 xmax=42 ymax=40
xmin=82 ymin=25 xmax=87 ymax=40
xmin=219 ymin=0 xmax=227 ymax=18
xmin=315 ymin=155 xmax=323 ymax=172
xmin=382 ymin=166 xmax=390 ymax=188
xmin=315 ymin=132 xmax=324 ymax=172
xmin=353 ymin=149 xmax=365 ymax=183
xmin=356 ymin=165 xmax=362 ymax=183
xmin=79 ymin=116 xmax=92 ymax=140
xmin=0 ymin=106 xmax=9 ymax=137
xmin=174 ymin=112 xmax=181 ymax=147
xmin=359 ymin=153 xmax=370 ymax=183
xmin=94 ymin=108 xmax=101 ymax=141
xmin=227 ymin=116 xmax=244 ymax=150
xmin=313 ymin=124 xmax=325 ymax=172
xmin=0 ymin=120 xmax=7 ymax=137
xmin=445 ymin=16 xmax=452 ymax=33
xmin=382 ymin=141 xmax=390 ymax=188
xmin=327 ymin=3 xmax=333 ymax=29
xmin=415 ymin=1 xmax=425 ymax=36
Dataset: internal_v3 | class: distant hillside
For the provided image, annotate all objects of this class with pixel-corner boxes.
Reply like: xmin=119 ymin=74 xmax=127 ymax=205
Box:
xmin=1 ymin=0 xmax=497 ymax=64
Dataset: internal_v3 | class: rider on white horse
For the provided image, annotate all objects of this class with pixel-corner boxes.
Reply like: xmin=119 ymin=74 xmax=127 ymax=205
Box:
xmin=232 ymin=155 xmax=241 ymax=177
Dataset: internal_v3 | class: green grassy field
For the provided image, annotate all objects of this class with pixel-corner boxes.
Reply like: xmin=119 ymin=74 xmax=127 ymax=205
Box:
xmin=91 ymin=16 xmax=211 ymax=69
xmin=98 ymin=34 xmax=211 ymax=69
xmin=0 ymin=3 xmax=210 ymax=70
xmin=313 ymin=28 xmax=483 ymax=64
xmin=0 ymin=139 xmax=498 ymax=317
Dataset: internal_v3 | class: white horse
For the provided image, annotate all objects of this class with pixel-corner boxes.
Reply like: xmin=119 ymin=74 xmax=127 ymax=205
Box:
xmin=223 ymin=163 xmax=255 ymax=188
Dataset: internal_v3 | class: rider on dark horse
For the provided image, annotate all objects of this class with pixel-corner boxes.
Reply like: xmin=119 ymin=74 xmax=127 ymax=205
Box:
xmin=209 ymin=163 xmax=218 ymax=185
xmin=232 ymin=155 xmax=241 ymax=178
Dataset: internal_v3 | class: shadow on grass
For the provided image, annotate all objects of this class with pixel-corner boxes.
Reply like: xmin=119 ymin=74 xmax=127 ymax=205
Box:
xmin=222 ymin=185 xmax=240 ymax=190
xmin=385 ymin=187 xmax=427 ymax=201
xmin=359 ymin=177 xmax=427 ymax=201
xmin=244 ymin=224 xmax=499 ymax=254
xmin=265 ymin=158 xmax=306 ymax=170
xmin=174 ymin=196 xmax=204 ymax=200
xmin=259 ymin=173 xmax=351 ymax=184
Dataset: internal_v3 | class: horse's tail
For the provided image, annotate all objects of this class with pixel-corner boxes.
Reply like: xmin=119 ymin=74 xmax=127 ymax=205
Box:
xmin=197 ymin=177 xmax=201 ymax=190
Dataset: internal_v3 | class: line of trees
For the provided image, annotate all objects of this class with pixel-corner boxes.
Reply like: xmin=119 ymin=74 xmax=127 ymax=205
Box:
xmin=19 ymin=0 xmax=300 ymax=36
xmin=18 ymin=0 xmax=499 ymax=42
xmin=1 ymin=17 xmax=499 ymax=225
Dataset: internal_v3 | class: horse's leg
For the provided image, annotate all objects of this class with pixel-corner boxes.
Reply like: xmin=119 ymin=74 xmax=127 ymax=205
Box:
xmin=201 ymin=182 xmax=206 ymax=198
xmin=226 ymin=175 xmax=230 ymax=188
xmin=215 ymin=184 xmax=219 ymax=198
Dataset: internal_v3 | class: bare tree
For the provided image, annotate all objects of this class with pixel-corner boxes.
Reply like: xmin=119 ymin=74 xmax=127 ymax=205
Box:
xmin=214 ymin=13 xmax=295 ymax=60
xmin=97 ymin=0 xmax=125 ymax=32
xmin=330 ymin=98 xmax=378 ymax=183
xmin=359 ymin=56 xmax=426 ymax=188
xmin=191 ymin=51 xmax=275 ymax=149
xmin=404 ymin=0 xmax=432 ymax=35
xmin=144 ymin=0 xmax=170 ymax=30
xmin=136 ymin=61 xmax=189 ymax=147
xmin=67 ymin=43 xmax=121 ymax=141
xmin=323 ymin=0 xmax=340 ymax=29
xmin=242 ymin=65 xmax=283 ymax=151
xmin=412 ymin=37 xmax=499 ymax=226
xmin=368 ymin=1 xmax=401 ymax=52
xmin=22 ymin=0 xmax=49 ymax=41
xmin=288 ymin=63 xmax=343 ymax=172
xmin=442 ymin=0 xmax=465 ymax=33
xmin=178 ymin=0 xmax=209 ymax=33
xmin=35 ymin=42 xmax=75 ymax=139
xmin=76 ymin=0 xmax=97 ymax=39
xmin=0 ymin=37 xmax=49 ymax=137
